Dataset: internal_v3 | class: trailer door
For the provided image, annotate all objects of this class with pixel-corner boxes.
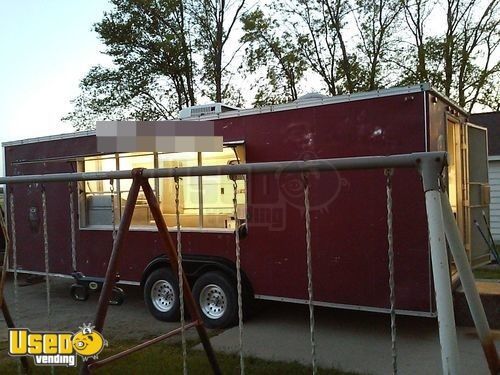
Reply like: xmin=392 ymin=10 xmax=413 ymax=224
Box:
xmin=465 ymin=123 xmax=490 ymax=266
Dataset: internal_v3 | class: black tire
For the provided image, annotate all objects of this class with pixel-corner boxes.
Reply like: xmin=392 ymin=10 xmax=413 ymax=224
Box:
xmin=70 ymin=284 xmax=89 ymax=301
xmin=144 ymin=268 xmax=180 ymax=321
xmin=110 ymin=286 xmax=125 ymax=305
xmin=193 ymin=271 xmax=238 ymax=329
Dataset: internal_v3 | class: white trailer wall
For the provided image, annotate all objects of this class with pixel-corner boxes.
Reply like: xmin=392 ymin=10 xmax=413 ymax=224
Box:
xmin=489 ymin=156 xmax=500 ymax=243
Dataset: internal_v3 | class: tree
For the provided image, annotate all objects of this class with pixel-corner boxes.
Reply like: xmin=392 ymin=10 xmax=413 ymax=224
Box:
xmin=64 ymin=0 xmax=196 ymax=129
xmin=189 ymin=0 xmax=246 ymax=102
xmin=451 ymin=0 xmax=500 ymax=110
xmin=400 ymin=0 xmax=436 ymax=83
xmin=273 ymin=0 xmax=399 ymax=95
xmin=240 ymin=8 xmax=307 ymax=104
xmin=476 ymin=73 xmax=500 ymax=110
xmin=395 ymin=0 xmax=499 ymax=111
xmin=277 ymin=0 xmax=353 ymax=95
xmin=62 ymin=65 xmax=178 ymax=131
xmin=353 ymin=0 xmax=402 ymax=90
xmin=65 ymin=0 xmax=499 ymax=128
xmin=101 ymin=0 xmax=197 ymax=106
xmin=64 ymin=0 xmax=246 ymax=130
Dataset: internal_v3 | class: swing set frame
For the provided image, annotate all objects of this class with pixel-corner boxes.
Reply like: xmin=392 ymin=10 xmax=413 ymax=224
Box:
xmin=0 ymin=151 xmax=498 ymax=374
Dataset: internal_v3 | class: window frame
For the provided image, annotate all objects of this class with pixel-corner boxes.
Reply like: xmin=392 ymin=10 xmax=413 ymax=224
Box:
xmin=78 ymin=145 xmax=246 ymax=233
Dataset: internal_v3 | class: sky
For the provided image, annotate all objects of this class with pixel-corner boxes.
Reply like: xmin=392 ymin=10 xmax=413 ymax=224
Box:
xmin=0 ymin=1 xmax=113 ymax=174
xmin=0 ymin=1 xmax=494 ymax=177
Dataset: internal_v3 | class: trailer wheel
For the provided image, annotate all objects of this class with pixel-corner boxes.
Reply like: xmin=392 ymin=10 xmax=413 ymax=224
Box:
xmin=193 ymin=271 xmax=237 ymax=329
xmin=70 ymin=284 xmax=89 ymax=301
xmin=144 ymin=268 xmax=180 ymax=321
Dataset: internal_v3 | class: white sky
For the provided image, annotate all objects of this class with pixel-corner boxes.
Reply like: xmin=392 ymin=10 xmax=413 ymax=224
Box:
xmin=0 ymin=1 xmax=113 ymax=175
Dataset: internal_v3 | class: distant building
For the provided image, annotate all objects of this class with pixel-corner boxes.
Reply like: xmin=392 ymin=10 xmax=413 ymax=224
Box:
xmin=470 ymin=112 xmax=500 ymax=243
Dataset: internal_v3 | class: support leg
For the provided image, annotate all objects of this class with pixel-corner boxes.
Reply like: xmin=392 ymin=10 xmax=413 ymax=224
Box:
xmin=425 ymin=190 xmax=460 ymax=375
xmin=441 ymin=193 xmax=499 ymax=374
xmin=141 ymin=179 xmax=221 ymax=375
xmin=0 ymin=208 xmax=11 ymax=306
xmin=80 ymin=175 xmax=141 ymax=375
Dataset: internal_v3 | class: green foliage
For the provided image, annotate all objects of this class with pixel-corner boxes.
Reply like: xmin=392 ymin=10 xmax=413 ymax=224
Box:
xmin=240 ymin=9 xmax=307 ymax=105
xmin=188 ymin=0 xmax=246 ymax=102
xmin=64 ymin=0 xmax=499 ymax=128
xmin=397 ymin=0 xmax=500 ymax=111
xmin=64 ymin=0 xmax=245 ymax=129
xmin=353 ymin=0 xmax=402 ymax=90
xmin=473 ymin=265 xmax=500 ymax=280
xmin=62 ymin=65 xmax=178 ymax=131
xmin=477 ymin=74 xmax=500 ymax=111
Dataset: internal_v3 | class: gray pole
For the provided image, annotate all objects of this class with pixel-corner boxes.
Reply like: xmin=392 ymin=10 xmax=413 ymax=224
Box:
xmin=441 ymin=193 xmax=499 ymax=374
xmin=418 ymin=154 xmax=460 ymax=374
xmin=425 ymin=190 xmax=460 ymax=374
xmin=0 ymin=152 xmax=445 ymax=184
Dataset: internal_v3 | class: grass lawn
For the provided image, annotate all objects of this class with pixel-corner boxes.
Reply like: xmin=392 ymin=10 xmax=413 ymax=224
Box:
xmin=473 ymin=266 xmax=500 ymax=280
xmin=0 ymin=339 xmax=357 ymax=374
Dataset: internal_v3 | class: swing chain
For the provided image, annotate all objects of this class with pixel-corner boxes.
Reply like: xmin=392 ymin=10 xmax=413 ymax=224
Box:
xmin=9 ymin=191 xmax=23 ymax=375
xmin=175 ymin=177 xmax=188 ymax=375
xmin=385 ymin=168 xmax=397 ymax=375
xmin=68 ymin=183 xmax=77 ymax=272
xmin=9 ymin=191 xmax=19 ymax=322
xmin=110 ymin=179 xmax=117 ymax=242
xmin=302 ymin=173 xmax=317 ymax=375
xmin=41 ymin=186 xmax=52 ymax=334
xmin=232 ymin=179 xmax=245 ymax=374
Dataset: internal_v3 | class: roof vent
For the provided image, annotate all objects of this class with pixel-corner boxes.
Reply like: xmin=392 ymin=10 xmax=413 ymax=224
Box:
xmin=179 ymin=103 xmax=240 ymax=119
xmin=295 ymin=92 xmax=329 ymax=102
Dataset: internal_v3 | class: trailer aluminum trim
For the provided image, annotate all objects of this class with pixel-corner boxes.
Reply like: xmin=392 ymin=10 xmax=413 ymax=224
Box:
xmin=0 ymin=151 xmax=446 ymax=184
xmin=7 ymin=140 xmax=246 ymax=165
xmin=80 ymin=224 xmax=236 ymax=234
xmin=254 ymin=294 xmax=437 ymax=318
xmin=3 ymin=83 xmax=466 ymax=148
xmin=5 ymin=269 xmax=141 ymax=286
xmin=2 ymin=129 xmax=95 ymax=147
xmin=3 ymin=269 xmax=437 ymax=318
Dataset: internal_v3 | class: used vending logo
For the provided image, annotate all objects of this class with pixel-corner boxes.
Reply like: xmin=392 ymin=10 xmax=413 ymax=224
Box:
xmin=8 ymin=323 xmax=107 ymax=367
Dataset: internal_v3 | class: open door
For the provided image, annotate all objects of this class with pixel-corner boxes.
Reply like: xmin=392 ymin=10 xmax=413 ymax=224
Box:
xmin=446 ymin=120 xmax=490 ymax=267
xmin=446 ymin=120 xmax=466 ymax=241
xmin=464 ymin=123 xmax=491 ymax=266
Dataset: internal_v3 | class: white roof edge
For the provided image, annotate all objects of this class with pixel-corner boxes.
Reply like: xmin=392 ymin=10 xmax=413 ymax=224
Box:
xmin=3 ymin=84 xmax=434 ymax=147
xmin=2 ymin=129 xmax=96 ymax=147
xmin=191 ymin=83 xmax=432 ymax=121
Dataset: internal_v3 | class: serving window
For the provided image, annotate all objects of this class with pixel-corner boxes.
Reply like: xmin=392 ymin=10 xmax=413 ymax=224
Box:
xmin=80 ymin=145 xmax=246 ymax=230
xmin=118 ymin=153 xmax=156 ymax=227
xmin=158 ymin=152 xmax=200 ymax=228
xmin=201 ymin=148 xmax=246 ymax=229
xmin=80 ymin=155 xmax=118 ymax=227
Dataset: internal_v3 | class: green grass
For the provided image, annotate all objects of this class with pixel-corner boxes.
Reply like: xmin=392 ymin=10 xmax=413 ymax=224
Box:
xmin=0 ymin=339 xmax=357 ymax=374
xmin=473 ymin=266 xmax=500 ymax=280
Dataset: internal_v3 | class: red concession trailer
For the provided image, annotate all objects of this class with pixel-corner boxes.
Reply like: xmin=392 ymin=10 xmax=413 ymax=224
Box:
xmin=3 ymin=84 xmax=491 ymax=328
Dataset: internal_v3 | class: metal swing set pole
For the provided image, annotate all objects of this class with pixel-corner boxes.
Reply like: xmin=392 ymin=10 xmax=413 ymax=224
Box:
xmin=81 ymin=169 xmax=221 ymax=374
xmin=419 ymin=157 xmax=499 ymax=375
xmin=440 ymin=194 xmax=499 ymax=374
xmin=2 ymin=151 xmax=498 ymax=374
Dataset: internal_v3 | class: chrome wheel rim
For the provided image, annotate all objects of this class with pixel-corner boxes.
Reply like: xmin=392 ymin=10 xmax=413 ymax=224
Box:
xmin=199 ymin=284 xmax=226 ymax=319
xmin=151 ymin=280 xmax=175 ymax=312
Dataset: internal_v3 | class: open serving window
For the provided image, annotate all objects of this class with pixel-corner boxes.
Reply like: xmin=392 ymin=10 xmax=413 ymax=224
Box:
xmin=79 ymin=143 xmax=246 ymax=231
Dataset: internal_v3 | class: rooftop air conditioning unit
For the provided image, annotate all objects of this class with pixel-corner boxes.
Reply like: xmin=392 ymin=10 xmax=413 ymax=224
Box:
xmin=179 ymin=103 xmax=240 ymax=120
